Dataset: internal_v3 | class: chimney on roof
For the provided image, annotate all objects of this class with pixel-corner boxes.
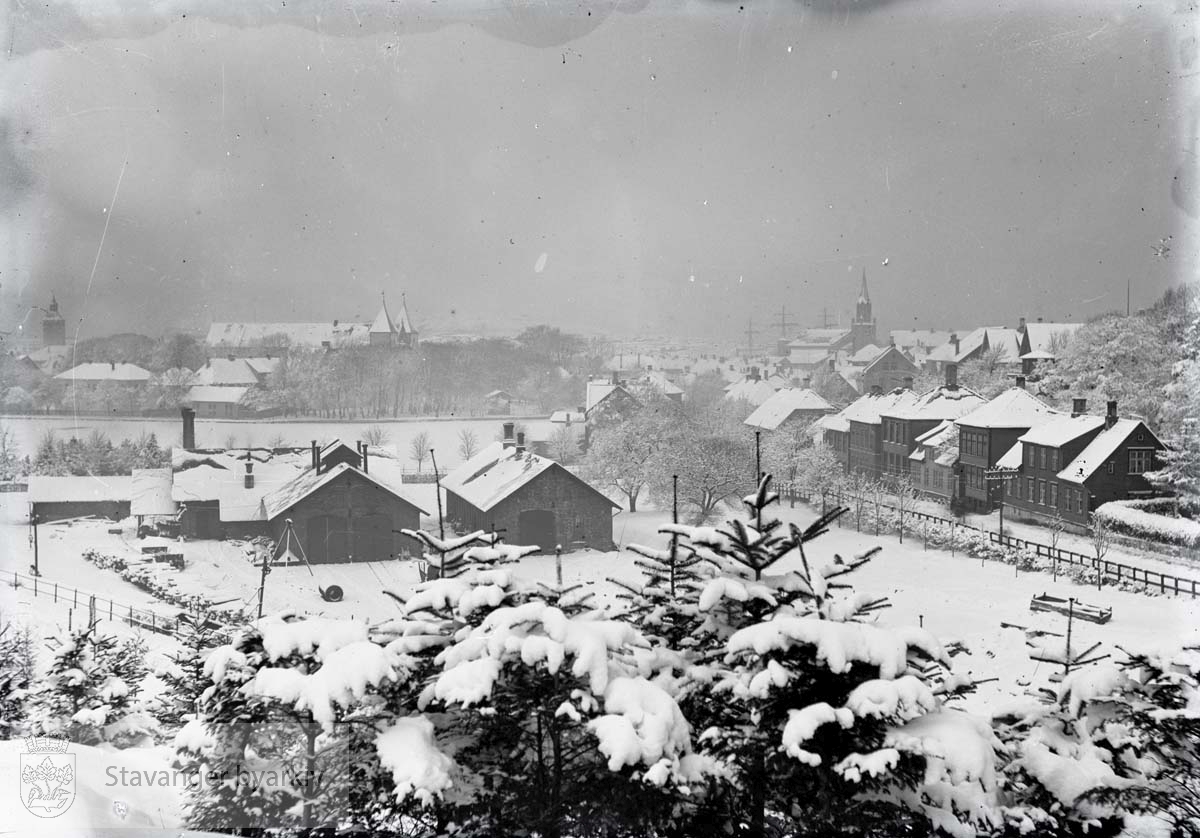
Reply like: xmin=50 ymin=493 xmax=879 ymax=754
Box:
xmin=950 ymin=333 xmax=960 ymax=354
xmin=903 ymin=375 xmax=914 ymax=390
xmin=611 ymin=371 xmax=619 ymax=386
xmin=1015 ymin=375 xmax=1026 ymax=390
xmin=1105 ymin=400 xmax=1118 ymax=430
xmin=516 ymin=432 xmax=526 ymax=455
xmin=1037 ymin=316 xmax=1044 ymax=323
xmin=870 ymin=384 xmax=882 ymax=396
xmin=502 ymin=422 xmax=516 ymax=448
xmin=111 ymin=361 xmax=116 ymax=370
xmin=828 ymin=357 xmax=836 ymax=372
xmin=1071 ymin=398 xmax=1087 ymax=418
xmin=311 ymin=440 xmax=319 ymax=472
xmin=333 ymin=319 xmax=339 ymax=327
xmin=1018 ymin=316 xmax=1027 ymax=334
xmin=244 ymin=461 xmax=255 ymax=490
xmin=750 ymin=366 xmax=760 ymax=381
xmin=361 ymin=442 xmax=369 ymax=473
xmin=181 ymin=407 xmax=196 ymax=451
xmin=945 ymin=363 xmax=958 ymax=389
xmin=227 ymin=354 xmax=235 ymax=362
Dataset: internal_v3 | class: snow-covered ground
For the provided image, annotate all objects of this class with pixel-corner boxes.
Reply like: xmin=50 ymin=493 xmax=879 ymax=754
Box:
xmin=1 ymin=414 xmax=555 ymax=468
xmin=4 ymin=491 xmax=1198 ymax=720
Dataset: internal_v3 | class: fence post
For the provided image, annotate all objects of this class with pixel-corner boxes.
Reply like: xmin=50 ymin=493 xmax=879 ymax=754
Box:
xmin=68 ymin=608 xmax=72 ymax=632
xmin=54 ymin=583 xmax=58 ymax=603
xmin=109 ymin=599 xmax=114 ymax=620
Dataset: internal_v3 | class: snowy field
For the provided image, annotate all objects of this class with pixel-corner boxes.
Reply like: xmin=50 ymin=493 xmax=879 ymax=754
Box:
xmin=0 ymin=414 xmax=555 ymax=468
xmin=3 ymin=491 xmax=1198 ymax=721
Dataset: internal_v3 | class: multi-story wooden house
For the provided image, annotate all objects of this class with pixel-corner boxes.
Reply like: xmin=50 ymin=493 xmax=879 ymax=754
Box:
xmin=955 ymin=384 xmax=1064 ymax=511
xmin=909 ymin=420 xmax=960 ymax=503
xmin=878 ymin=371 xmax=985 ymax=479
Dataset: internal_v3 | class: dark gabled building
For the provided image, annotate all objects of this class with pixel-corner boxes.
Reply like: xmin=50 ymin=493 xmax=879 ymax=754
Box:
xmin=877 ymin=371 xmax=985 ymax=479
xmin=814 ymin=413 xmax=851 ymax=472
xmin=1002 ymin=412 xmax=1106 ymax=524
xmin=857 ymin=345 xmax=920 ymax=396
xmin=443 ymin=428 xmax=619 ymax=553
xmin=909 ymin=420 xmax=959 ymax=503
xmin=954 ymin=384 xmax=1064 ymax=511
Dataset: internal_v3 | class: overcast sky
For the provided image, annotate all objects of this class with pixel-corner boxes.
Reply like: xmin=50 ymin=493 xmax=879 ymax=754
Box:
xmin=0 ymin=0 xmax=1196 ymax=345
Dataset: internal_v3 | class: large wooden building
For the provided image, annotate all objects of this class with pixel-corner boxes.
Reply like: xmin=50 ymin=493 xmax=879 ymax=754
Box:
xmin=443 ymin=427 xmax=618 ymax=553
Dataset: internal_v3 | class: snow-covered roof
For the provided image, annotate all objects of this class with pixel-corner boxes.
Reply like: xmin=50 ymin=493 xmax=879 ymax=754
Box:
xmin=788 ymin=328 xmax=852 ymax=348
xmin=191 ymin=358 xmax=261 ymax=387
xmin=261 ymin=461 xmax=429 ymax=521
xmin=984 ymin=328 xmax=1024 ymax=362
xmin=787 ymin=348 xmax=836 ymax=367
xmin=242 ymin=357 xmax=281 ymax=376
xmin=724 ymin=378 xmax=780 ymax=406
xmin=889 ymin=329 xmax=961 ymax=350
xmin=841 ymin=388 xmax=922 ymax=425
xmin=815 ymin=413 xmax=851 ymax=434
xmin=1023 ymin=322 xmax=1082 ymax=354
xmin=586 ymin=380 xmax=623 ymax=412
xmin=744 ymin=388 xmax=834 ymax=431
xmin=862 ymin=346 xmax=918 ymax=376
xmin=131 ymin=468 xmax=177 ymax=516
xmin=1019 ymin=415 xmax=1106 ymax=448
xmin=996 ymin=441 xmax=1023 ymax=469
xmin=637 ymin=370 xmax=684 ymax=396
xmin=186 ymin=385 xmax=251 ymax=404
xmin=549 ymin=410 xmax=585 ymax=424
xmin=205 ymin=321 xmax=370 ymax=349
xmin=445 ymin=447 xmax=617 ymax=513
xmin=913 ymin=419 xmax=960 ymax=467
xmin=925 ymin=327 xmax=989 ymax=364
xmin=956 ymin=387 xmax=1063 ymax=429
xmin=442 ymin=441 xmax=507 ymax=495
xmin=370 ymin=298 xmax=398 ymax=335
xmin=847 ymin=344 xmax=883 ymax=364
xmin=1019 ymin=349 xmax=1056 ymax=361
xmin=886 ymin=385 xmax=984 ymax=422
xmin=1057 ymin=419 xmax=1160 ymax=485
xmin=54 ymin=362 xmax=152 ymax=383
xmin=171 ymin=450 xmax=309 ymax=519
xmin=29 ymin=475 xmax=136 ymax=504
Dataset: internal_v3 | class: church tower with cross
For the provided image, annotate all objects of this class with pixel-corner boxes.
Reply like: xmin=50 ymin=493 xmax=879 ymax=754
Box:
xmin=850 ymin=268 xmax=877 ymax=351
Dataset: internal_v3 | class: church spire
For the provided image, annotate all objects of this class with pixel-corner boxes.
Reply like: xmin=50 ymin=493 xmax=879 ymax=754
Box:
xmin=857 ymin=268 xmax=870 ymax=305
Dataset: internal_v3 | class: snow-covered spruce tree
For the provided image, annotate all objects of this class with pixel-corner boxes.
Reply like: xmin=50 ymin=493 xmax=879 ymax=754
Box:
xmin=180 ymin=613 xmax=417 ymax=834
xmin=26 ymin=621 xmax=156 ymax=747
xmin=400 ymin=552 xmax=712 ymax=838
xmin=996 ymin=632 xmax=1200 ymax=837
xmin=157 ymin=606 xmax=230 ymax=730
xmin=0 ymin=613 xmax=35 ymax=736
xmin=667 ymin=476 xmax=995 ymax=838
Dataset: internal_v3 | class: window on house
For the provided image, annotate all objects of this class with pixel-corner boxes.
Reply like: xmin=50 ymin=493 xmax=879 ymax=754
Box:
xmin=1038 ymin=447 xmax=1047 ymax=470
xmin=1038 ymin=480 xmax=1046 ymax=505
xmin=1106 ymin=461 xmax=1115 ymax=475
xmin=1026 ymin=477 xmax=1034 ymax=500
xmin=1024 ymin=445 xmax=1033 ymax=467
xmin=1128 ymin=448 xmax=1153 ymax=475
xmin=1049 ymin=483 xmax=1057 ymax=507
xmin=1049 ymin=449 xmax=1058 ymax=470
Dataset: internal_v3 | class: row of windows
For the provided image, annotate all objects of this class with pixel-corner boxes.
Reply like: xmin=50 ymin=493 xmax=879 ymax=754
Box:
xmin=1023 ymin=444 xmax=1060 ymax=472
xmin=1005 ymin=476 xmax=1089 ymax=513
xmin=964 ymin=465 xmax=985 ymax=490
xmin=961 ymin=430 xmax=987 ymax=459
xmin=882 ymin=419 xmax=906 ymax=444
xmin=883 ymin=452 xmax=906 ymax=474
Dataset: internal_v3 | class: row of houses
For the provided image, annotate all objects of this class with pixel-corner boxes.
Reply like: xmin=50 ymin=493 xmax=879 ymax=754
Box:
xmin=28 ymin=413 xmax=618 ymax=562
xmin=813 ymin=365 xmax=1166 ymax=526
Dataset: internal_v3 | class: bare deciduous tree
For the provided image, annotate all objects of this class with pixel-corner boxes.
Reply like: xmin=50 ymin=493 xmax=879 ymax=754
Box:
xmin=409 ymin=431 xmax=431 ymax=472
xmin=362 ymin=425 xmax=391 ymax=447
xmin=457 ymin=429 xmax=480 ymax=461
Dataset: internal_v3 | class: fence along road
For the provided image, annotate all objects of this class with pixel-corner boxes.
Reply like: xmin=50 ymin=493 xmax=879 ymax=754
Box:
xmin=776 ymin=483 xmax=1199 ymax=599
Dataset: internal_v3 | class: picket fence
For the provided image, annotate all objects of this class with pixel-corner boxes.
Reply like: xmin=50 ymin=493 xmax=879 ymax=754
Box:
xmin=775 ymin=482 xmax=1199 ymax=599
xmin=9 ymin=570 xmax=181 ymax=634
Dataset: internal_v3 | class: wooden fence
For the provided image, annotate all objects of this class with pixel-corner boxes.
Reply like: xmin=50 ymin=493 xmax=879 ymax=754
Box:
xmin=9 ymin=571 xmax=180 ymax=634
xmin=776 ymin=483 xmax=1199 ymax=599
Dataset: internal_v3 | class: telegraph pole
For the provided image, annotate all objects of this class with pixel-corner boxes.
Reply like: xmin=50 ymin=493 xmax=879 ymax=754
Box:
xmin=430 ymin=448 xmax=445 ymax=539
xmin=30 ymin=512 xmax=40 ymax=577
xmin=744 ymin=318 xmax=756 ymax=354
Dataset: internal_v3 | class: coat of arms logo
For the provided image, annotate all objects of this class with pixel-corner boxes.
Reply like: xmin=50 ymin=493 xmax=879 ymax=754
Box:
xmin=19 ymin=736 xmax=75 ymax=817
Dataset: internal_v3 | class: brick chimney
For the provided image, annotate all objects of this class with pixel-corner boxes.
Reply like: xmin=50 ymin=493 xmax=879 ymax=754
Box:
xmin=611 ymin=371 xmax=620 ymax=386
xmin=502 ymin=422 xmax=516 ymax=448
xmin=244 ymin=461 xmax=255 ymax=490
xmin=180 ymin=407 xmax=196 ymax=451
xmin=361 ymin=443 xmax=369 ymax=473
xmin=1105 ymin=400 xmax=1118 ymax=430
xmin=945 ymin=363 xmax=958 ymax=389
xmin=1017 ymin=316 xmax=1027 ymax=334
xmin=828 ymin=357 xmax=836 ymax=372
xmin=1071 ymin=398 xmax=1087 ymax=418
xmin=750 ymin=366 xmax=761 ymax=381
xmin=949 ymin=333 xmax=960 ymax=355
xmin=1015 ymin=375 xmax=1026 ymax=390
xmin=311 ymin=440 xmax=320 ymax=472
xmin=516 ymin=432 xmax=526 ymax=455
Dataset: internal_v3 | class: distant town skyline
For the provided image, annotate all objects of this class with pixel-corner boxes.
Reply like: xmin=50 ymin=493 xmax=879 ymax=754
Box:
xmin=1 ymin=0 xmax=1194 ymax=345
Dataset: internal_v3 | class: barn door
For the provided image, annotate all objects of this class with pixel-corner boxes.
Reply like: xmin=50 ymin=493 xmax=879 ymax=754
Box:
xmin=353 ymin=513 xmax=392 ymax=562
xmin=309 ymin=514 xmax=348 ymax=563
xmin=518 ymin=509 xmax=557 ymax=553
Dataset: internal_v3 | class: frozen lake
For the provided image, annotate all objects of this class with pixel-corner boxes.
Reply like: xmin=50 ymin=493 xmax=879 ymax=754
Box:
xmin=0 ymin=413 xmax=555 ymax=469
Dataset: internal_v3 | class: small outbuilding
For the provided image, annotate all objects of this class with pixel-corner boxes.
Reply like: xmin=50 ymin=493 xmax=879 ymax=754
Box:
xmin=28 ymin=475 xmax=136 ymax=522
xmin=442 ymin=427 xmax=618 ymax=553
